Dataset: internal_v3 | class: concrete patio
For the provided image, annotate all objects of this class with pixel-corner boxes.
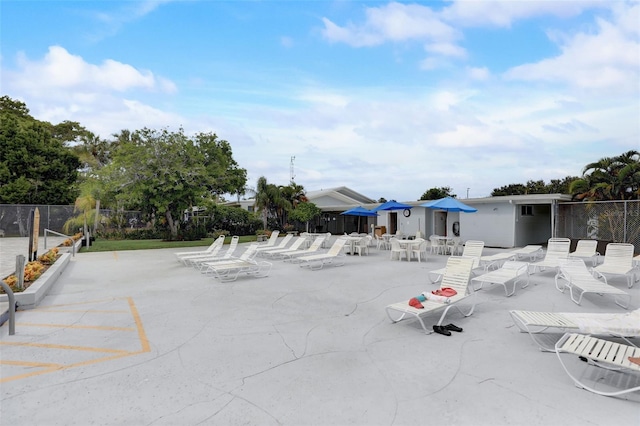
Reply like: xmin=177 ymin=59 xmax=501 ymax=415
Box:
xmin=1 ymin=238 xmax=638 ymax=425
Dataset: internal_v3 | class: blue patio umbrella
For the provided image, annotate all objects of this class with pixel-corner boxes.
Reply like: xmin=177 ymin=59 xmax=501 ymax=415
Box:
xmin=420 ymin=197 xmax=477 ymax=213
xmin=340 ymin=206 xmax=379 ymax=217
xmin=341 ymin=206 xmax=378 ymax=233
xmin=372 ymin=200 xmax=413 ymax=212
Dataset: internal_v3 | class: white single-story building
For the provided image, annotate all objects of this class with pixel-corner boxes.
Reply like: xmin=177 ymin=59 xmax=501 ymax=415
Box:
xmin=225 ymin=187 xmax=573 ymax=248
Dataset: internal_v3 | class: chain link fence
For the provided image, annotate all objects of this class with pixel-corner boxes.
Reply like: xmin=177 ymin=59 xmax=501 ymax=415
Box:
xmin=556 ymin=200 xmax=640 ymax=253
xmin=0 ymin=204 xmax=143 ymax=237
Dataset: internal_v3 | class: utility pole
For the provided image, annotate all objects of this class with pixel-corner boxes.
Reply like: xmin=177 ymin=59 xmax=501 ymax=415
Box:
xmin=290 ymin=156 xmax=296 ymax=183
xmin=466 ymin=188 xmax=470 ymax=199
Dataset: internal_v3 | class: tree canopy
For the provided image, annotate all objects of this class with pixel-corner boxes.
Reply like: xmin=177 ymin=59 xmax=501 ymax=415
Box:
xmin=491 ymin=177 xmax=576 ymax=197
xmin=96 ymin=127 xmax=246 ymax=238
xmin=0 ymin=97 xmax=80 ymax=204
xmin=569 ymin=150 xmax=640 ymax=201
xmin=419 ymin=187 xmax=456 ymax=200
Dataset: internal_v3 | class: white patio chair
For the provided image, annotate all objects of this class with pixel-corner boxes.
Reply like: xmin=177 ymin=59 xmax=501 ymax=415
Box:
xmin=569 ymin=239 xmax=600 ymax=266
xmin=410 ymin=238 xmax=428 ymax=263
xmin=389 ymin=238 xmax=406 ymax=261
xmin=471 ymin=260 xmax=530 ymax=297
xmin=592 ymin=243 xmax=637 ymax=288
xmin=529 ymin=238 xmax=571 ymax=274
xmin=555 ymin=333 xmax=640 ymax=397
xmin=510 ymin=308 xmax=640 ymax=352
xmin=555 ymin=258 xmax=631 ymax=308
xmin=385 ymin=257 xmax=476 ymax=335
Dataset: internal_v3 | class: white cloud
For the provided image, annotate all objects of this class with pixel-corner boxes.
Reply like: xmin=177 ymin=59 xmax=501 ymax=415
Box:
xmin=504 ymin=17 xmax=640 ymax=92
xmin=442 ymin=0 xmax=611 ymax=28
xmin=321 ymin=2 xmax=459 ymax=47
xmin=467 ymin=66 xmax=490 ymax=81
xmin=9 ymin=46 xmax=176 ymax=95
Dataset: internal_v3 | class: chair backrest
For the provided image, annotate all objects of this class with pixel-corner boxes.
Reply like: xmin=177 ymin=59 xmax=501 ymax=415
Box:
xmin=559 ymin=258 xmax=592 ymax=280
xmin=238 ymin=243 xmax=259 ymax=261
xmin=287 ymin=236 xmax=308 ymax=251
xmin=461 ymin=240 xmax=484 ymax=258
xmin=571 ymin=240 xmax=598 ymax=256
xmin=440 ymin=257 xmax=475 ymax=296
xmin=275 ymin=233 xmax=293 ymax=248
xmin=390 ymin=238 xmax=401 ymax=250
xmin=206 ymin=235 xmax=226 ymax=253
xmin=544 ymin=238 xmax=571 ymax=260
xmin=264 ymin=230 xmax=280 ymax=246
xmin=327 ymin=237 xmax=348 ymax=255
xmin=601 ymin=243 xmax=634 ymax=268
xmin=222 ymin=236 xmax=240 ymax=258
xmin=306 ymin=236 xmax=325 ymax=252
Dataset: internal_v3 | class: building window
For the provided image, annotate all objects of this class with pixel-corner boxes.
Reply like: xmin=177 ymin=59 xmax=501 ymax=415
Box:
xmin=521 ymin=205 xmax=533 ymax=216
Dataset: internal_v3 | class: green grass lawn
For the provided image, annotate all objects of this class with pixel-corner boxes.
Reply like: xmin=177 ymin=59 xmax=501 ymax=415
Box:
xmin=79 ymin=236 xmax=259 ymax=252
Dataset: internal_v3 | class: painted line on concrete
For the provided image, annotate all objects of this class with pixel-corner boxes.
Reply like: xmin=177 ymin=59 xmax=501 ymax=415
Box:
xmin=0 ymin=297 xmax=150 ymax=383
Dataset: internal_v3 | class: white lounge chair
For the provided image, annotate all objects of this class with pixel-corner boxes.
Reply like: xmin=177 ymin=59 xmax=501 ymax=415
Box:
xmin=529 ymin=238 xmax=571 ymax=274
xmin=479 ymin=252 xmax=518 ymax=271
xmin=569 ymin=239 xmax=600 ymax=266
xmin=385 ymin=257 xmax=476 ymax=335
xmin=298 ymin=237 xmax=347 ymax=270
xmin=175 ymin=235 xmax=225 ymax=264
xmin=592 ymin=243 xmax=637 ymax=288
xmin=255 ymin=233 xmax=293 ymax=255
xmin=511 ymin=245 xmax=544 ymax=261
xmin=428 ymin=240 xmax=484 ymax=283
xmin=555 ymin=333 xmax=640 ymax=397
xmin=509 ymin=308 xmax=640 ymax=352
xmin=188 ymin=236 xmax=240 ymax=269
xmin=258 ymin=230 xmax=280 ymax=247
xmin=201 ymin=243 xmax=260 ymax=273
xmin=279 ymin=236 xmax=325 ymax=261
xmin=555 ymin=258 xmax=631 ymax=308
xmin=204 ymin=247 xmax=272 ymax=282
xmin=262 ymin=235 xmax=308 ymax=258
xmin=471 ymin=260 xmax=530 ymax=297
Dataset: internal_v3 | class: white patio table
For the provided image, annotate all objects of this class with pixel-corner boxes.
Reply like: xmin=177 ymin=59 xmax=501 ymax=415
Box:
xmin=395 ymin=239 xmax=423 ymax=261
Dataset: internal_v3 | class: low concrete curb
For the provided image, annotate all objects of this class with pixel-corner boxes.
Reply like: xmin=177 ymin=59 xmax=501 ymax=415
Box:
xmin=0 ymin=239 xmax=82 ymax=324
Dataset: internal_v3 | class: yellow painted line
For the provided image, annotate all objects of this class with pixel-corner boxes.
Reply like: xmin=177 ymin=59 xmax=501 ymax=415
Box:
xmin=128 ymin=297 xmax=151 ymax=353
xmin=33 ymin=298 xmax=117 ymax=309
xmin=16 ymin=323 xmax=135 ymax=332
xmin=0 ymin=341 xmax=129 ymax=354
xmin=33 ymin=309 xmax=129 ymax=314
xmin=2 ymin=360 xmax=63 ymax=368
xmin=0 ymin=297 xmax=150 ymax=383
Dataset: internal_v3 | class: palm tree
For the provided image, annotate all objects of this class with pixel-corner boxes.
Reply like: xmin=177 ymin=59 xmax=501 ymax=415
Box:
xmin=570 ymin=150 xmax=640 ymax=201
xmin=254 ymin=176 xmax=284 ymax=230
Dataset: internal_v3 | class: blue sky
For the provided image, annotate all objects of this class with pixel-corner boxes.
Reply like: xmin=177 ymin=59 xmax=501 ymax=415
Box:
xmin=2 ymin=0 xmax=639 ymax=202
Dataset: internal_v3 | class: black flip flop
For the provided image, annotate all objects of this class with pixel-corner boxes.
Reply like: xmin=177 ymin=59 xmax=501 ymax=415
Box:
xmin=444 ymin=324 xmax=463 ymax=332
xmin=433 ymin=325 xmax=451 ymax=336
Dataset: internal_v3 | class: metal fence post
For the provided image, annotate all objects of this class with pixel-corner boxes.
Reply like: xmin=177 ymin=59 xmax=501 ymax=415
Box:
xmin=16 ymin=255 xmax=25 ymax=292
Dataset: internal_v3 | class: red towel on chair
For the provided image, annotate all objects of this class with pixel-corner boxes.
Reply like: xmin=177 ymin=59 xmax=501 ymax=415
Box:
xmin=432 ymin=287 xmax=457 ymax=297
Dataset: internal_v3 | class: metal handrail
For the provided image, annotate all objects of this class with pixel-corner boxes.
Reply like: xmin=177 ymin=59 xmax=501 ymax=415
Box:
xmin=44 ymin=229 xmax=75 ymax=256
xmin=0 ymin=281 xmax=16 ymax=335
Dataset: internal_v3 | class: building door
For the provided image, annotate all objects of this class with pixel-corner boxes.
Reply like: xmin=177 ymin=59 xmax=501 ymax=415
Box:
xmin=389 ymin=212 xmax=398 ymax=234
xmin=434 ymin=211 xmax=447 ymax=235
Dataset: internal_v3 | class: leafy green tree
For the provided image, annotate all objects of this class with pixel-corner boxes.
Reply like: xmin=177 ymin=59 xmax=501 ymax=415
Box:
xmin=491 ymin=183 xmax=527 ymax=196
xmin=420 ymin=187 xmax=456 ymax=200
xmin=98 ymin=127 xmax=245 ymax=238
xmin=0 ymin=107 xmax=80 ymax=204
xmin=195 ymin=132 xmax=247 ymax=199
xmin=289 ymin=201 xmax=322 ymax=232
xmin=570 ymin=150 xmax=640 ymax=201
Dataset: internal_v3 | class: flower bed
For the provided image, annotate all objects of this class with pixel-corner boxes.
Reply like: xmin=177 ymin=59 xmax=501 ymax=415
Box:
xmin=0 ymin=234 xmax=83 ymax=310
